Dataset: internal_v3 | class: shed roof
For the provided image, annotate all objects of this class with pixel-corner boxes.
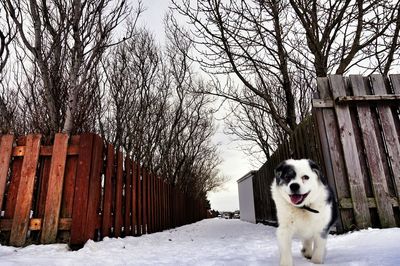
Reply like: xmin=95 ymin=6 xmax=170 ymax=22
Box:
xmin=237 ymin=170 xmax=257 ymax=183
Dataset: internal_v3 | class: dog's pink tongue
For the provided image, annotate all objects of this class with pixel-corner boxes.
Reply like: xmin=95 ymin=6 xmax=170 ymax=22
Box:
xmin=290 ymin=194 xmax=303 ymax=205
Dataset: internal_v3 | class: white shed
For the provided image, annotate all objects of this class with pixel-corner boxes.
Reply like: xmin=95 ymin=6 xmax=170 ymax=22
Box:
xmin=237 ymin=171 xmax=257 ymax=223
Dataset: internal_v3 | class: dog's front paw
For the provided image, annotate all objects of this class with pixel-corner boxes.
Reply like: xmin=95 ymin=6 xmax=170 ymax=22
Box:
xmin=311 ymin=256 xmax=324 ymax=264
xmin=301 ymin=247 xmax=312 ymax=259
xmin=279 ymin=257 xmax=293 ymax=266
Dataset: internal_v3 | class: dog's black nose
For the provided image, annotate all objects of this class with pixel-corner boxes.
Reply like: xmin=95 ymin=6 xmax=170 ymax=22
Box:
xmin=290 ymin=183 xmax=300 ymax=192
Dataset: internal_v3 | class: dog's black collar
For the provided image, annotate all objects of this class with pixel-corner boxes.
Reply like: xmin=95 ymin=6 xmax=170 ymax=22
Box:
xmin=301 ymin=205 xmax=319 ymax=213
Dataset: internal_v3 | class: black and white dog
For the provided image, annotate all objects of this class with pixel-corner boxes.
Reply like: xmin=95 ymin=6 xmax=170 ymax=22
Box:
xmin=271 ymin=159 xmax=337 ymax=266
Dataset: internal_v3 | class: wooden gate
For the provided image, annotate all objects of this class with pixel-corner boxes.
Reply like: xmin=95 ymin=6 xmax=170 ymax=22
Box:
xmin=314 ymin=74 xmax=400 ymax=232
xmin=252 ymin=74 xmax=400 ymax=233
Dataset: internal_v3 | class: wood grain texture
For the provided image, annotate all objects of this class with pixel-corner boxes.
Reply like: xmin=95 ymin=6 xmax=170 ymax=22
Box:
xmin=350 ymin=76 xmax=396 ymax=227
xmin=70 ymin=134 xmax=94 ymax=247
xmin=101 ymin=144 xmax=115 ymax=238
xmin=0 ymin=135 xmax=14 ymax=212
xmin=329 ymin=75 xmax=371 ymax=229
xmin=10 ymin=134 xmax=41 ymax=246
xmin=41 ymin=133 xmax=69 ymax=244
xmin=114 ymin=150 xmax=123 ymax=237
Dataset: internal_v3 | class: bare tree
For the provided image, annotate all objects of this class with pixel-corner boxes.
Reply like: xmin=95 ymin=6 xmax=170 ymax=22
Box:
xmin=160 ymin=15 xmax=224 ymax=194
xmin=100 ymin=27 xmax=168 ymax=165
xmin=2 ymin=0 xmax=143 ymax=136
xmin=171 ymin=0 xmax=311 ymax=160
xmin=171 ymin=0 xmax=400 ymax=161
xmin=0 ymin=2 xmax=18 ymax=133
xmin=0 ymin=73 xmax=20 ymax=134
xmin=288 ymin=0 xmax=400 ymax=76
xmin=98 ymin=23 xmax=224 ymax=198
xmin=0 ymin=1 xmax=224 ymax=199
xmin=0 ymin=1 xmax=15 ymax=72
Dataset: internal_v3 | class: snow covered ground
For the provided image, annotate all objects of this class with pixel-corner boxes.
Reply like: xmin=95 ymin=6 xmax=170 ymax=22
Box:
xmin=1 ymin=218 xmax=399 ymax=265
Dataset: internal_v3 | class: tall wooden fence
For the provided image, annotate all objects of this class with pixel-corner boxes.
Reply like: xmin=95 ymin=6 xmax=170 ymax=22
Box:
xmin=253 ymin=74 xmax=400 ymax=233
xmin=0 ymin=133 xmax=207 ymax=248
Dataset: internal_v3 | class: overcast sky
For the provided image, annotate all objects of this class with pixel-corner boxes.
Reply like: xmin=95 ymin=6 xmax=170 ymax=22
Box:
xmin=138 ymin=0 xmax=256 ymax=211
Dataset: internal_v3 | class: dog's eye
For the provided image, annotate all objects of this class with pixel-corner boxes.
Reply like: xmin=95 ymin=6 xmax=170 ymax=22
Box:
xmin=302 ymin=175 xmax=309 ymax=181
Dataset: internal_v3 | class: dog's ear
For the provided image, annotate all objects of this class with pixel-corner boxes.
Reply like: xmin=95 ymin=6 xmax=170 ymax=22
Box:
xmin=308 ymin=159 xmax=327 ymax=185
xmin=274 ymin=161 xmax=285 ymax=182
xmin=308 ymin=159 xmax=320 ymax=172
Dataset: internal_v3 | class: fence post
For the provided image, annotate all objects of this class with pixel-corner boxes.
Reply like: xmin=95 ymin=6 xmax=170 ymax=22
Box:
xmin=102 ymin=144 xmax=115 ymax=238
xmin=84 ymin=135 xmax=103 ymax=241
xmin=41 ymin=133 xmax=69 ymax=244
xmin=146 ymin=170 xmax=152 ymax=234
xmin=142 ymin=167 xmax=147 ymax=234
xmin=137 ymin=163 xmax=142 ymax=235
xmin=114 ymin=151 xmax=124 ymax=237
xmin=148 ymin=170 xmax=152 ymax=233
xmin=10 ymin=134 xmax=41 ymax=247
xmin=131 ymin=161 xmax=137 ymax=235
xmin=70 ymin=133 xmax=94 ymax=248
xmin=388 ymin=75 xmax=400 ymax=202
xmin=124 ymin=157 xmax=132 ymax=236
xmin=0 ymin=135 xmax=14 ymax=213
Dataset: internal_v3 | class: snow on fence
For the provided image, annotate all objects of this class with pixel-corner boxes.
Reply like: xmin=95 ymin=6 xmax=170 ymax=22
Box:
xmin=253 ymin=74 xmax=400 ymax=233
xmin=0 ymin=133 xmax=207 ymax=248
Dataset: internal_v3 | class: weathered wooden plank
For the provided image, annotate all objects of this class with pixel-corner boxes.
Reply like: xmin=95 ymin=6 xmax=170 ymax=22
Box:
xmin=0 ymin=135 xmax=14 ymax=212
xmin=13 ymin=145 xmax=79 ymax=157
xmin=0 ymin=218 xmax=72 ymax=231
xmin=350 ymin=76 xmax=396 ymax=227
xmin=298 ymin=122 xmax=307 ymax=157
xmin=124 ymin=157 xmax=132 ymax=236
xmin=131 ymin=161 xmax=137 ymax=235
xmin=158 ymin=177 xmax=162 ymax=230
xmin=163 ymin=181 xmax=167 ymax=229
xmin=158 ymin=177 xmax=162 ymax=231
xmin=388 ymin=74 xmax=400 ymax=203
xmin=60 ymin=135 xmax=80 ymax=218
xmin=336 ymin=94 xmax=400 ymax=103
xmin=41 ymin=133 xmax=69 ymax=244
xmin=316 ymin=77 xmax=351 ymax=231
xmin=173 ymin=187 xmax=178 ymax=227
xmin=152 ymin=173 xmax=156 ymax=232
xmin=34 ymin=156 xmax=51 ymax=222
xmin=372 ymin=75 xmax=400 ymax=206
xmin=114 ymin=150 xmax=124 ymax=238
xmin=3 ymin=145 xmax=24 ymax=220
xmin=390 ymin=74 xmax=400 ymax=94
xmin=169 ymin=184 xmax=173 ymax=227
xmin=10 ymin=134 xmax=42 ymax=246
xmin=339 ymin=197 xmax=399 ymax=209
xmin=165 ymin=183 xmax=167 ymax=228
xmin=161 ymin=183 xmax=166 ymax=226
xmin=58 ymin=136 xmax=79 ymax=243
xmin=84 ymin=135 xmax=103 ymax=241
xmin=152 ymin=172 xmax=157 ymax=231
xmin=329 ymin=75 xmax=371 ymax=229
xmin=0 ymin=135 xmax=20 ymax=239
xmin=148 ymin=172 xmax=154 ymax=233
xmin=70 ymin=134 xmax=94 ymax=248
xmin=137 ymin=164 xmax=143 ymax=235
xmin=142 ymin=167 xmax=147 ymax=234
xmin=101 ymin=144 xmax=115 ymax=238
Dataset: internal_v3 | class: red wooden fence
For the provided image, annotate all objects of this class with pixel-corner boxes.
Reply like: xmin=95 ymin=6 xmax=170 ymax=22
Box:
xmin=0 ymin=133 xmax=207 ymax=248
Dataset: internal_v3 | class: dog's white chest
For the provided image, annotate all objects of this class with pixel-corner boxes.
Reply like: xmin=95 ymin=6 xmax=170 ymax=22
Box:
xmin=286 ymin=207 xmax=330 ymax=238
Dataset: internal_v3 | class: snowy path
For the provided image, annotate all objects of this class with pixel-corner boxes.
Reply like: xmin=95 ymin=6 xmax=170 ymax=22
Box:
xmin=0 ymin=218 xmax=399 ymax=265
